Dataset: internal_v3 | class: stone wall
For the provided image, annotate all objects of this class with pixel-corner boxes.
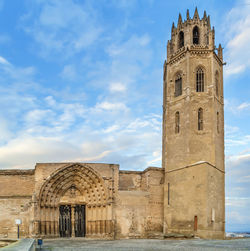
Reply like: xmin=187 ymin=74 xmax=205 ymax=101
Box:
xmin=164 ymin=162 xmax=224 ymax=239
xmin=116 ymin=167 xmax=164 ymax=238
xmin=0 ymin=170 xmax=34 ymax=238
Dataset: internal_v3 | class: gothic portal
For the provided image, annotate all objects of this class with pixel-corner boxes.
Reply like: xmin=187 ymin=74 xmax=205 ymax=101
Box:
xmin=0 ymin=8 xmax=225 ymax=240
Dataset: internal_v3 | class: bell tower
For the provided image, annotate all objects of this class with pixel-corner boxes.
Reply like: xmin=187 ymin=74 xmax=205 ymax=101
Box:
xmin=162 ymin=8 xmax=225 ymax=239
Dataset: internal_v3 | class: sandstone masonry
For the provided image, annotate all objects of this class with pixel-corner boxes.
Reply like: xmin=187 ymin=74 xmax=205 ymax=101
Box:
xmin=0 ymin=9 xmax=225 ymax=240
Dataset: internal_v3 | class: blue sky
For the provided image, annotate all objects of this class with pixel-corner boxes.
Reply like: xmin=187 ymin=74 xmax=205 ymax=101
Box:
xmin=0 ymin=0 xmax=249 ymax=232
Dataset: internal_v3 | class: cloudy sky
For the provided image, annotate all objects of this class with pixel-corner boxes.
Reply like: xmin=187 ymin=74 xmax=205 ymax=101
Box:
xmin=0 ymin=0 xmax=249 ymax=232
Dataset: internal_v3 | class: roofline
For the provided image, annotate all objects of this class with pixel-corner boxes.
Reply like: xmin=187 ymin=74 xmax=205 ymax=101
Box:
xmin=0 ymin=169 xmax=35 ymax=175
xmin=120 ymin=166 xmax=163 ymax=174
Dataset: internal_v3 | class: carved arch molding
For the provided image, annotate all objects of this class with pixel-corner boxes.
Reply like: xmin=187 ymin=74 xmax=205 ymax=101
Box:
xmin=36 ymin=163 xmax=115 ymax=238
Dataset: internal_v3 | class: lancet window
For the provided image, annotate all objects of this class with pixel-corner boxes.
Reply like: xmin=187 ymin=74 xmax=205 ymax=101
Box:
xmin=196 ymin=68 xmax=204 ymax=92
xmin=193 ymin=26 xmax=199 ymax=44
xmin=175 ymin=73 xmax=182 ymax=97
xmin=179 ymin=31 xmax=184 ymax=48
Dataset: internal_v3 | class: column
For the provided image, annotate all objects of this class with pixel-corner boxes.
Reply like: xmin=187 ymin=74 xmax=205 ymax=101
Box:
xmin=71 ymin=205 xmax=75 ymax=237
xmin=51 ymin=207 xmax=55 ymax=236
xmin=46 ymin=207 xmax=50 ymax=236
xmin=55 ymin=206 xmax=59 ymax=237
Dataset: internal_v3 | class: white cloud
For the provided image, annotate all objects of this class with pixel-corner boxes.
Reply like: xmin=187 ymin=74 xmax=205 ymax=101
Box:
xmin=0 ymin=135 xmax=80 ymax=169
xmin=60 ymin=64 xmax=77 ymax=81
xmin=109 ymin=82 xmax=126 ymax=93
xmin=0 ymin=56 xmax=10 ymax=65
xmin=25 ymin=109 xmax=54 ymax=125
xmin=44 ymin=96 xmax=56 ymax=106
xmin=224 ymin=0 xmax=250 ymax=76
xmin=0 ymin=55 xmax=36 ymax=81
xmin=103 ymin=124 xmax=120 ymax=134
xmin=95 ymin=101 xmax=128 ymax=112
xmin=0 ymin=117 xmax=12 ymax=143
xmin=21 ymin=0 xmax=102 ymax=58
xmin=226 ymin=197 xmax=250 ymax=208
xmin=107 ymin=34 xmax=151 ymax=60
xmin=237 ymin=102 xmax=250 ymax=110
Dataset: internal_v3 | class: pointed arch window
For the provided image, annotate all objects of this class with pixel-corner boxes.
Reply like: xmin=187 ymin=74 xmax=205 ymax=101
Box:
xmin=196 ymin=68 xmax=204 ymax=92
xmin=175 ymin=111 xmax=180 ymax=134
xmin=215 ymin=71 xmax=219 ymax=97
xmin=175 ymin=73 xmax=182 ymax=97
xmin=193 ymin=26 xmax=199 ymax=44
xmin=198 ymin=108 xmax=203 ymax=131
xmin=179 ymin=31 xmax=184 ymax=49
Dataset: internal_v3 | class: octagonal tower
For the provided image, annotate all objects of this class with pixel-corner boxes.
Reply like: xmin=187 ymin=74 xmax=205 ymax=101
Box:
xmin=162 ymin=8 xmax=225 ymax=239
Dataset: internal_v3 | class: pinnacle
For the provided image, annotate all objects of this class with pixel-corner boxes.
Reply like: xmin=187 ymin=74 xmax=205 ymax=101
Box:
xmin=178 ymin=13 xmax=182 ymax=25
xmin=203 ymin=10 xmax=207 ymax=19
xmin=207 ymin=15 xmax=211 ymax=28
xmin=186 ymin=9 xmax=190 ymax=20
xmin=172 ymin=22 xmax=175 ymax=31
xmin=193 ymin=7 xmax=199 ymax=20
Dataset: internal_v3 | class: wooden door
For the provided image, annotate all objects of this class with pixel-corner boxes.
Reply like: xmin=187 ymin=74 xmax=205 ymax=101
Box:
xmin=194 ymin=215 xmax=198 ymax=231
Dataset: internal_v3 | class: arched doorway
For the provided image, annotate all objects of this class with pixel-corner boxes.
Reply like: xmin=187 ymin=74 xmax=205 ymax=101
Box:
xmin=37 ymin=163 xmax=113 ymax=238
xmin=58 ymin=186 xmax=86 ymax=237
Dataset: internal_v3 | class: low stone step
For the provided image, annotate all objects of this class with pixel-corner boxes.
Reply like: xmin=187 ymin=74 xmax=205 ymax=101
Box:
xmin=164 ymin=233 xmax=194 ymax=239
xmin=146 ymin=232 xmax=164 ymax=239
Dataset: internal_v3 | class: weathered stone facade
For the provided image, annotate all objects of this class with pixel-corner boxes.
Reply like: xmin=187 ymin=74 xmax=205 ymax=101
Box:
xmin=0 ymin=9 xmax=225 ymax=240
xmin=162 ymin=8 xmax=225 ymax=239
xmin=0 ymin=164 xmax=164 ymax=239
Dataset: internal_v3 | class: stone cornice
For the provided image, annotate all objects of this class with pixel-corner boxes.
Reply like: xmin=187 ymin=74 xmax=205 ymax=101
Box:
xmin=166 ymin=161 xmax=225 ymax=174
xmin=0 ymin=169 xmax=34 ymax=175
xmin=167 ymin=45 xmax=223 ymax=66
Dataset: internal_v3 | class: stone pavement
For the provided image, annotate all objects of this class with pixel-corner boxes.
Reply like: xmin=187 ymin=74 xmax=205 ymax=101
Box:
xmin=38 ymin=238 xmax=250 ymax=251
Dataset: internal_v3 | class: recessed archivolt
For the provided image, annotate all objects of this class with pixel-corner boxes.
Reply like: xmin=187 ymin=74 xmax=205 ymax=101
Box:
xmin=39 ymin=163 xmax=109 ymax=207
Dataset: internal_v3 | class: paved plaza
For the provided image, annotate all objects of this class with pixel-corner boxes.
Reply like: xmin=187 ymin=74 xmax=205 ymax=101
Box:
xmin=39 ymin=238 xmax=250 ymax=251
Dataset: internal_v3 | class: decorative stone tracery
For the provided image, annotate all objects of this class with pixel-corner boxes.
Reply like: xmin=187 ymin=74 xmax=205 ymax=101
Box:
xmin=36 ymin=163 xmax=114 ymax=238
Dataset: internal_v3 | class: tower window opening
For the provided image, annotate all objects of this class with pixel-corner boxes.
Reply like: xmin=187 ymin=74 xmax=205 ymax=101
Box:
xmin=215 ymin=71 xmax=219 ymax=97
xmin=168 ymin=183 xmax=170 ymax=205
xmin=193 ymin=26 xmax=199 ymax=44
xmin=175 ymin=111 xmax=180 ymax=134
xmin=175 ymin=74 xmax=182 ymax=97
xmin=217 ymin=112 xmax=219 ymax=133
xmin=198 ymin=108 xmax=203 ymax=131
xmin=196 ymin=68 xmax=204 ymax=92
xmin=179 ymin=31 xmax=184 ymax=48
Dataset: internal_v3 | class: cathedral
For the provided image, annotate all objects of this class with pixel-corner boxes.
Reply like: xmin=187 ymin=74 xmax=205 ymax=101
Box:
xmin=0 ymin=9 xmax=225 ymax=240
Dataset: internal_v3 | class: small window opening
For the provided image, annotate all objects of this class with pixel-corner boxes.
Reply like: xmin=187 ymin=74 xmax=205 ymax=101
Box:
xmin=175 ymin=74 xmax=182 ymax=97
xmin=215 ymin=72 xmax=219 ymax=97
xmin=193 ymin=26 xmax=199 ymax=44
xmin=198 ymin=108 xmax=203 ymax=131
xmin=179 ymin=31 xmax=184 ymax=48
xmin=168 ymin=183 xmax=170 ymax=205
xmin=196 ymin=68 xmax=204 ymax=92
xmin=175 ymin=111 xmax=180 ymax=134
xmin=217 ymin=112 xmax=219 ymax=133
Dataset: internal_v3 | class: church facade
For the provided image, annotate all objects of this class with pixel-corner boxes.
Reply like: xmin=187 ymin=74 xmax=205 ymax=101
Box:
xmin=0 ymin=9 xmax=225 ymax=240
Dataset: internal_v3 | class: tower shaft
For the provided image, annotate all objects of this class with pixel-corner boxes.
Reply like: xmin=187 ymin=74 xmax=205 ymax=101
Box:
xmin=163 ymin=9 xmax=225 ymax=239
